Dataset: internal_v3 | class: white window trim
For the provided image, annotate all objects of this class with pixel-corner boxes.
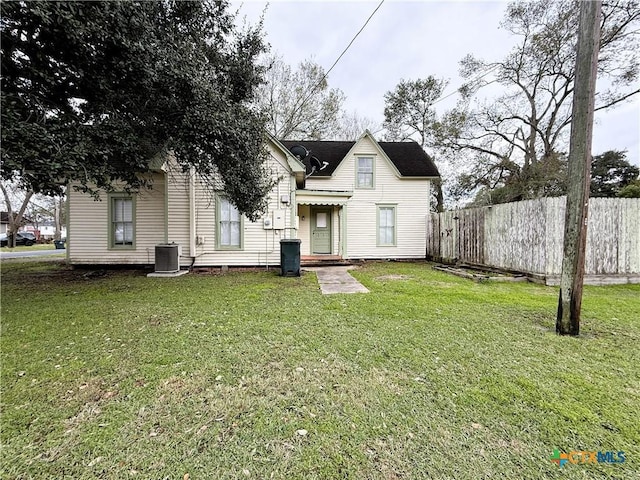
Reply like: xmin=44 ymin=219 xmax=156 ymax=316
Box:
xmin=377 ymin=204 xmax=396 ymax=246
xmin=216 ymin=195 xmax=244 ymax=250
xmin=356 ymin=156 xmax=375 ymax=189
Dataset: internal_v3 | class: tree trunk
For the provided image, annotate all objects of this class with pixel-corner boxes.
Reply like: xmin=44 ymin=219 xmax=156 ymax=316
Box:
xmin=0 ymin=183 xmax=34 ymax=248
xmin=557 ymin=0 xmax=601 ymax=336
xmin=54 ymin=197 xmax=62 ymax=241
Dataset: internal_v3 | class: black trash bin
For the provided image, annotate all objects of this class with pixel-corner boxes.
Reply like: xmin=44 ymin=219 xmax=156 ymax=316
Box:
xmin=280 ymin=239 xmax=301 ymax=277
xmin=54 ymin=239 xmax=66 ymax=249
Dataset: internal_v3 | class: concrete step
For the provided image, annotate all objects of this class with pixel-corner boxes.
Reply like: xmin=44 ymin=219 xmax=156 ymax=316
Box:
xmin=301 ymin=255 xmax=351 ymax=267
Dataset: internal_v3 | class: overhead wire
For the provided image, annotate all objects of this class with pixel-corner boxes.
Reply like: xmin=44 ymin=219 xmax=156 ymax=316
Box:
xmin=278 ymin=0 xmax=385 ymax=137
xmin=431 ymin=64 xmax=501 ymax=106
xmin=275 ymin=0 xmax=498 ymax=139
xmin=322 ymin=0 xmax=385 ymax=83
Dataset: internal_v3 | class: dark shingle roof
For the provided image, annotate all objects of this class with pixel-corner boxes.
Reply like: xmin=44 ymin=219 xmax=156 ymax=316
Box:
xmin=280 ymin=139 xmax=439 ymax=178
xmin=280 ymin=141 xmax=353 ymax=176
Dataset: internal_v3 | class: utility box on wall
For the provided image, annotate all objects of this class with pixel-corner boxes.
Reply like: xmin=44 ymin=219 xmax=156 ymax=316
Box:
xmin=263 ymin=211 xmax=286 ymax=230
xmin=273 ymin=210 xmax=287 ymax=230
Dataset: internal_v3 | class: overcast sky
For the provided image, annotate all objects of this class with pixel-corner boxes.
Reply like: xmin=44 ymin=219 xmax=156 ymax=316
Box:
xmin=234 ymin=0 xmax=639 ymax=167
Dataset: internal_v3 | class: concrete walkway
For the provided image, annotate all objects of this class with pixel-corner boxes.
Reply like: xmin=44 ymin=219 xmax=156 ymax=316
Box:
xmin=305 ymin=266 xmax=369 ymax=294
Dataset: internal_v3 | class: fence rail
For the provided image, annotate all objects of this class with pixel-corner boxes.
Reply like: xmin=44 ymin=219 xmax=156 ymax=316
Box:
xmin=426 ymin=197 xmax=640 ymax=284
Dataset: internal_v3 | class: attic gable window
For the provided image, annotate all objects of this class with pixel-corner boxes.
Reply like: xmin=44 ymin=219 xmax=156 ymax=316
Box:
xmin=356 ymin=157 xmax=374 ymax=188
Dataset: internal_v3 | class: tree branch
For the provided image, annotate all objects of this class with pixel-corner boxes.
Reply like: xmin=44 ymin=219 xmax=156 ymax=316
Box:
xmin=594 ymin=88 xmax=640 ymax=111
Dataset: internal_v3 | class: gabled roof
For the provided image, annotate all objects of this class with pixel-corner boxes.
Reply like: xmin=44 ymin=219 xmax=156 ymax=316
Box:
xmin=266 ymin=132 xmax=306 ymax=189
xmin=377 ymin=142 xmax=440 ymax=177
xmin=280 ymin=137 xmax=439 ymax=178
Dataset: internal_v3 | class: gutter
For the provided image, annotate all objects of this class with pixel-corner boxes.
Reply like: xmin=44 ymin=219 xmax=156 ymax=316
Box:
xmin=189 ymin=167 xmax=197 ymax=258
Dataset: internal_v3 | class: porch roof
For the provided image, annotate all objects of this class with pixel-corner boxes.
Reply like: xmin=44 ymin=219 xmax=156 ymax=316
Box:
xmin=296 ymin=189 xmax=353 ymax=206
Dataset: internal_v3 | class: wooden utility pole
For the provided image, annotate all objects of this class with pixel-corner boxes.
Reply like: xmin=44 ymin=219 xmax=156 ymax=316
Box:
xmin=556 ymin=0 xmax=602 ymax=336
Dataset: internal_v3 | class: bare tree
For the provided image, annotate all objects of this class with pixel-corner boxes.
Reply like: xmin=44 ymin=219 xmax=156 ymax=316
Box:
xmin=1 ymin=181 xmax=33 ymax=247
xmin=26 ymin=192 xmax=67 ymax=240
xmin=438 ymin=0 xmax=639 ymax=203
xmin=254 ymin=54 xmax=346 ymax=140
xmin=334 ymin=111 xmax=381 ymax=141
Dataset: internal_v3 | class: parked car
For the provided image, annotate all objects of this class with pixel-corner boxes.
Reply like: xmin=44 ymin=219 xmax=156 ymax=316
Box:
xmin=0 ymin=232 xmax=37 ymax=247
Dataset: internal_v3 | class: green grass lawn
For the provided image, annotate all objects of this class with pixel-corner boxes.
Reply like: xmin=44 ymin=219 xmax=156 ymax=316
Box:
xmin=1 ymin=260 xmax=638 ymax=479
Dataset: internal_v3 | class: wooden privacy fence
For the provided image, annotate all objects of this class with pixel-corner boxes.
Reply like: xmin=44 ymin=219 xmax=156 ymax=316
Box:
xmin=426 ymin=197 xmax=640 ymax=284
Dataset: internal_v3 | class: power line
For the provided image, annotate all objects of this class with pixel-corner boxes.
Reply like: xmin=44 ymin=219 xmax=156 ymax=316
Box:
xmin=432 ymin=64 xmax=501 ymax=106
xmin=279 ymin=0 xmax=385 ymax=138
xmin=323 ymin=0 xmax=385 ymax=82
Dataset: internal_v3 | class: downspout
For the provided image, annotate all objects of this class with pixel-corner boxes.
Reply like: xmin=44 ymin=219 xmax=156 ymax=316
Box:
xmin=290 ymin=175 xmax=297 ymax=238
xmin=65 ymin=189 xmax=71 ymax=264
xmin=189 ymin=168 xmax=197 ymax=262
xmin=265 ymin=230 xmax=269 ymax=270
xmin=164 ymin=173 xmax=169 ymax=243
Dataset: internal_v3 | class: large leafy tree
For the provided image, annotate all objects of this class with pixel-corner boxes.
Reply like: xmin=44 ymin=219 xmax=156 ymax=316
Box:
xmin=618 ymin=180 xmax=640 ymax=197
xmin=383 ymin=76 xmax=448 ymax=211
xmin=459 ymin=149 xmax=639 ymax=205
xmin=254 ymin=54 xmax=346 ymax=140
xmin=438 ymin=0 xmax=640 ymax=204
xmin=1 ymin=0 xmax=271 ymax=218
xmin=590 ymin=150 xmax=639 ymax=197
xmin=383 ymin=76 xmax=448 ymax=147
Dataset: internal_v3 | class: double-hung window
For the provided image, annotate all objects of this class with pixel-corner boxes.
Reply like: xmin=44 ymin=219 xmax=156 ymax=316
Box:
xmin=377 ymin=205 xmax=396 ymax=246
xmin=356 ymin=157 xmax=374 ymax=188
xmin=110 ymin=195 xmax=135 ymax=248
xmin=217 ymin=196 xmax=242 ymax=249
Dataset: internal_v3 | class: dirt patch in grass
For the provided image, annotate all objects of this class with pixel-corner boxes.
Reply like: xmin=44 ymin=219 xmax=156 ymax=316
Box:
xmin=192 ymin=266 xmax=278 ymax=275
xmin=1 ymin=260 xmax=147 ymax=287
xmin=375 ymin=274 xmax=412 ymax=281
xmin=63 ymin=378 xmax=119 ymax=430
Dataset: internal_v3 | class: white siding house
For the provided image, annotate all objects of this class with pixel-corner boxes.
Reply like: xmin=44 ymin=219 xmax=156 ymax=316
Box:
xmin=68 ymin=172 xmax=168 ymax=265
xmin=284 ymin=132 xmax=438 ymax=260
xmin=67 ymin=132 xmax=439 ymax=267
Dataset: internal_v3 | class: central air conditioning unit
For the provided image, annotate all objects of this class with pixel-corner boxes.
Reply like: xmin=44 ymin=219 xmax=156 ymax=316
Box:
xmin=155 ymin=243 xmax=181 ymax=273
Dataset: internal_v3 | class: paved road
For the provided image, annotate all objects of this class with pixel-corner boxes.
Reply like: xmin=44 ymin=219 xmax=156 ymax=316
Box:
xmin=0 ymin=249 xmax=66 ymax=259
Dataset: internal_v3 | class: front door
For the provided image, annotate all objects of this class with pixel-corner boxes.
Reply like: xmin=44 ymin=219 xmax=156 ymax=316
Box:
xmin=311 ymin=208 xmax=332 ymax=254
